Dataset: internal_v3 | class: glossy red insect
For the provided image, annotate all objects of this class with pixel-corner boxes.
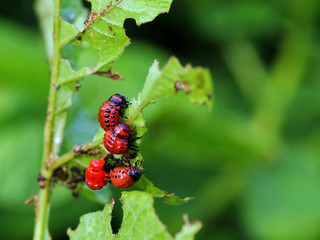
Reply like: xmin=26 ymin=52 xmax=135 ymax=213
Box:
xmin=110 ymin=166 xmax=142 ymax=188
xmin=103 ymin=122 xmax=139 ymax=155
xmin=98 ymin=94 xmax=130 ymax=131
xmin=85 ymin=158 xmax=110 ymax=190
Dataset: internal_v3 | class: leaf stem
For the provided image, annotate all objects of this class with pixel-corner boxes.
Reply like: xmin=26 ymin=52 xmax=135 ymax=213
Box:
xmin=33 ymin=0 xmax=61 ymax=239
xmin=50 ymin=137 xmax=104 ymax=171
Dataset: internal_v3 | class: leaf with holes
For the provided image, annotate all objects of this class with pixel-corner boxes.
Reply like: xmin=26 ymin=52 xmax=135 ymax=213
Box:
xmin=126 ymin=56 xmax=213 ymax=126
xmin=59 ymin=0 xmax=174 ymax=83
xmin=123 ymin=56 xmax=213 ymax=162
xmin=67 ymin=191 xmax=201 ymax=239
xmin=35 ymin=0 xmax=173 ymax=156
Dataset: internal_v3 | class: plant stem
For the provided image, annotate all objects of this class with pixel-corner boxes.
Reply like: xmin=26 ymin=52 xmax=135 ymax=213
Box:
xmin=33 ymin=185 xmax=51 ymax=240
xmin=42 ymin=0 xmax=61 ymax=167
xmin=33 ymin=0 xmax=61 ymax=239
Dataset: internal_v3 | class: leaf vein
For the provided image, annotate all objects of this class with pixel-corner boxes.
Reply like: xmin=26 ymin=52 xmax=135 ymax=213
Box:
xmin=92 ymin=26 xmax=115 ymax=38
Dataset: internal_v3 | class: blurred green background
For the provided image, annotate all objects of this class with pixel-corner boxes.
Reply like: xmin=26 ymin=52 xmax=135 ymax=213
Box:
xmin=1 ymin=0 xmax=320 ymax=239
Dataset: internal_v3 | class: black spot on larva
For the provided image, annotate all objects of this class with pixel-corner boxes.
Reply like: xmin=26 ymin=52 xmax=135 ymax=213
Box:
xmin=109 ymin=105 xmax=114 ymax=109
xmin=111 ymin=115 xmax=115 ymax=118
xmin=111 ymin=124 xmax=115 ymax=126
xmin=105 ymin=114 xmax=110 ymax=118
xmin=105 ymin=119 xmax=109 ymax=123
xmin=119 ymin=174 xmax=122 ymax=178
xmin=106 ymin=109 xmax=111 ymax=113
xmin=111 ymin=120 xmax=114 ymax=123
xmin=112 ymin=111 xmax=116 ymax=114
xmin=106 ymin=124 xmax=110 ymax=127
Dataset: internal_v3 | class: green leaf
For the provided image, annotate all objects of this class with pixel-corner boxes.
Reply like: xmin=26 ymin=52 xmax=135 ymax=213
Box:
xmin=126 ymin=57 xmax=213 ymax=124
xmin=135 ymin=175 xmax=193 ymax=205
xmin=68 ymin=197 xmax=114 ymax=239
xmin=68 ymin=191 xmax=201 ymax=239
xmin=59 ymin=20 xmax=79 ymax=46
xmin=174 ymin=215 xmax=202 ymax=240
xmin=116 ymin=56 xmax=213 ymax=161
xmin=142 ymin=56 xmax=213 ymax=110
xmin=59 ymin=0 xmax=173 ymax=83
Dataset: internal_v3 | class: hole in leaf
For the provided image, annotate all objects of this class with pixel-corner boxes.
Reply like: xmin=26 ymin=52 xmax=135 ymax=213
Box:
xmin=82 ymin=0 xmax=91 ymax=10
xmin=123 ymin=17 xmax=183 ymax=54
xmin=61 ymin=0 xmax=90 ymax=30
xmin=61 ymin=0 xmax=83 ymax=23
xmin=61 ymin=42 xmax=99 ymax=71
xmin=110 ymin=191 xmax=123 ymax=234
xmin=123 ymin=18 xmax=139 ymax=40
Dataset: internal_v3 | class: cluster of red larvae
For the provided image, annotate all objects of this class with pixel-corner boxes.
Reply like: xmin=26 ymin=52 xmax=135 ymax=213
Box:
xmin=85 ymin=154 xmax=142 ymax=189
xmin=85 ymin=94 xmax=143 ymax=190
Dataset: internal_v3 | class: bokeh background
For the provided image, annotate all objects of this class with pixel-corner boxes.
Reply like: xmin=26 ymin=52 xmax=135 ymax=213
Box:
xmin=1 ymin=0 xmax=320 ymax=239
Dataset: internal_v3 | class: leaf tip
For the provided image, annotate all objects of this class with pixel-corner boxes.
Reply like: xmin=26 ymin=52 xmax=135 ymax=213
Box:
xmin=152 ymin=59 xmax=160 ymax=68
xmin=182 ymin=214 xmax=202 ymax=228
xmin=174 ymin=214 xmax=202 ymax=239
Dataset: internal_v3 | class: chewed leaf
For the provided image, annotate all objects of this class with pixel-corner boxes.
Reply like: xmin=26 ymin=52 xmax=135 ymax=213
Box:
xmin=126 ymin=57 xmax=213 ymax=124
xmin=68 ymin=191 xmax=201 ymax=239
xmin=135 ymin=175 xmax=193 ymax=205
xmin=175 ymin=214 xmax=202 ymax=240
xmin=117 ymin=191 xmax=173 ymax=239
xmin=68 ymin=198 xmax=114 ymax=239
xmin=36 ymin=0 xmax=173 ymax=157
xmin=59 ymin=0 xmax=173 ymax=83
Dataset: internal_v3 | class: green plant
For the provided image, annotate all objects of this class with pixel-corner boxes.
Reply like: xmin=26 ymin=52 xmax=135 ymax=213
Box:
xmin=33 ymin=0 xmax=213 ymax=239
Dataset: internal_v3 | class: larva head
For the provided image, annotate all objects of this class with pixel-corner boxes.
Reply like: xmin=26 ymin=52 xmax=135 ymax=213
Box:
xmin=109 ymin=93 xmax=129 ymax=108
